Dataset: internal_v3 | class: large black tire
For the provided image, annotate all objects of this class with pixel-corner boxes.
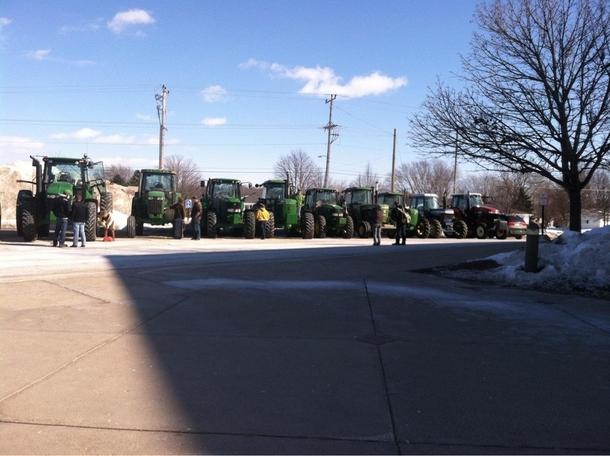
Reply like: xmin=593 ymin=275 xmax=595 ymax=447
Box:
xmin=357 ymin=221 xmax=371 ymax=238
xmin=16 ymin=189 xmax=33 ymax=236
xmin=496 ymin=226 xmax=508 ymax=239
xmin=85 ymin=202 xmax=97 ymax=241
xmin=428 ymin=218 xmax=443 ymax=238
xmin=314 ymin=214 xmax=327 ymax=238
xmin=343 ymin=215 xmax=354 ymax=239
xmin=244 ymin=211 xmax=255 ymax=239
xmin=416 ymin=217 xmax=430 ymax=238
xmin=266 ymin=213 xmax=275 ymax=239
xmin=100 ymin=193 xmax=113 ymax=213
xmin=207 ymin=212 xmax=218 ymax=239
xmin=453 ymin=220 xmax=468 ymax=239
xmin=21 ymin=198 xmax=37 ymax=242
xmin=475 ymin=222 xmax=488 ymax=239
xmin=127 ymin=215 xmax=136 ymax=238
xmin=301 ymin=212 xmax=314 ymax=239
xmin=172 ymin=218 xmax=183 ymax=239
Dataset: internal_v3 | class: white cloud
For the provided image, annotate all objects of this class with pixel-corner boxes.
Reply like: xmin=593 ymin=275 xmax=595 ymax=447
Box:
xmin=50 ymin=128 xmax=101 ymax=140
xmin=28 ymin=49 xmax=51 ymax=61
xmin=0 ymin=136 xmax=44 ymax=150
xmin=201 ymin=85 xmax=228 ymax=103
xmin=59 ymin=19 xmax=103 ymax=34
xmin=93 ymin=134 xmax=136 ymax=144
xmin=0 ymin=17 xmax=11 ymax=28
xmin=107 ymin=9 xmax=155 ymax=34
xmin=201 ymin=117 xmax=227 ymax=127
xmin=145 ymin=136 xmax=180 ymax=145
xmin=243 ymin=60 xmax=407 ymax=98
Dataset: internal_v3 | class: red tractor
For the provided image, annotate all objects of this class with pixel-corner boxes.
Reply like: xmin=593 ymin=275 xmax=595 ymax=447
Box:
xmin=450 ymin=192 xmax=508 ymax=239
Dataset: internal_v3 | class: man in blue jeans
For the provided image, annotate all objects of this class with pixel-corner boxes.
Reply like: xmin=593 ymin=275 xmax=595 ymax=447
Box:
xmin=71 ymin=194 xmax=89 ymax=247
xmin=53 ymin=190 xmax=72 ymax=247
xmin=190 ymin=196 xmax=202 ymax=240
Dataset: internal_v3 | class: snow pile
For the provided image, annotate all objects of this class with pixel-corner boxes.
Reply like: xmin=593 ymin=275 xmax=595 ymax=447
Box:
xmin=445 ymin=226 xmax=610 ymax=297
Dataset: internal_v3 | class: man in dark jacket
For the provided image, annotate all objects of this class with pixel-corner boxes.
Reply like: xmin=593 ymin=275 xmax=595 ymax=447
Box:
xmin=373 ymin=205 xmax=384 ymax=246
xmin=70 ymin=194 xmax=89 ymax=247
xmin=53 ymin=190 xmax=72 ymax=247
xmin=391 ymin=200 xmax=408 ymax=245
xmin=190 ymin=196 xmax=202 ymax=240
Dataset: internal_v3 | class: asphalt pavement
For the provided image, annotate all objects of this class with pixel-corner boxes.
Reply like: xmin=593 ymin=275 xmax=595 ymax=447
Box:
xmin=1 ymin=231 xmax=609 ymax=454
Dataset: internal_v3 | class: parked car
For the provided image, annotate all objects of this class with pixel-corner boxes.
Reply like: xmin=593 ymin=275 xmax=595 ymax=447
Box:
xmin=506 ymin=215 xmax=527 ymax=239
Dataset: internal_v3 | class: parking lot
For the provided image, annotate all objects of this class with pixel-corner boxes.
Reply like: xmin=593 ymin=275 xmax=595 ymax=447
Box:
xmin=1 ymin=232 xmax=609 ymax=454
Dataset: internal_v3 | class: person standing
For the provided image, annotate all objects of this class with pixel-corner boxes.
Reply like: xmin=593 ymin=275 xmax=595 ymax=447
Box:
xmin=391 ymin=200 xmax=408 ymax=245
xmin=373 ymin=204 xmax=384 ymax=246
xmin=70 ymin=194 xmax=89 ymax=247
xmin=256 ymin=203 xmax=270 ymax=240
xmin=53 ymin=190 xmax=72 ymax=247
xmin=294 ymin=189 xmax=304 ymax=219
xmin=174 ymin=197 xmax=186 ymax=235
xmin=190 ymin=196 xmax=202 ymax=240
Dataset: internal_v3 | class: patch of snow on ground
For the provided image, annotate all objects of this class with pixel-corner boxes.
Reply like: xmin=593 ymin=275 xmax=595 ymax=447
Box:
xmin=445 ymin=226 xmax=610 ymax=297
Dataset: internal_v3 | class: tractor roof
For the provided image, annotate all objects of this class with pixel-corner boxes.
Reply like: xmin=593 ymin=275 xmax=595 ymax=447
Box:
xmin=209 ymin=178 xmax=241 ymax=183
xmin=411 ymin=193 xmax=440 ymax=198
xmin=262 ymin=179 xmax=287 ymax=185
xmin=140 ymin=169 xmax=177 ymax=175
xmin=343 ymin=186 xmax=373 ymax=192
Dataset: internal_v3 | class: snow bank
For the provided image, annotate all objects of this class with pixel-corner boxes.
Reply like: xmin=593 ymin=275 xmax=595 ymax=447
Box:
xmin=445 ymin=226 xmax=610 ymax=297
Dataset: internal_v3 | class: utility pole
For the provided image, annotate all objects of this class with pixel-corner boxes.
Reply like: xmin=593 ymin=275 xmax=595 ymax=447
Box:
xmin=391 ymin=128 xmax=397 ymax=192
xmin=156 ymin=85 xmax=169 ymax=169
xmin=323 ymin=94 xmax=338 ymax=188
xmin=453 ymin=129 xmax=458 ymax=194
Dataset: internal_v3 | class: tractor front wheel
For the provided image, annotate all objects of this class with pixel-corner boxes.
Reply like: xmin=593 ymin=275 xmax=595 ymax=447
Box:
xmin=244 ymin=211 xmax=255 ymax=239
xmin=453 ymin=220 xmax=468 ymax=239
xmin=16 ymin=189 xmax=33 ymax=236
xmin=496 ymin=227 xmax=508 ymax=239
xmin=266 ymin=213 xmax=275 ymax=238
xmin=207 ymin=212 xmax=218 ymax=238
xmin=343 ymin=215 xmax=354 ymax=239
xmin=475 ymin=222 xmax=488 ymax=239
xmin=301 ymin=212 xmax=314 ymax=239
xmin=314 ymin=214 xmax=327 ymax=238
xmin=429 ymin=218 xmax=443 ymax=238
xmin=416 ymin=217 xmax=431 ymax=238
xmin=127 ymin=216 xmax=136 ymax=238
xmin=357 ymin=221 xmax=371 ymax=238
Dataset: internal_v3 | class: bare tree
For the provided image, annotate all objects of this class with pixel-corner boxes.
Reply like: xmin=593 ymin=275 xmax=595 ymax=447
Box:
xmin=394 ymin=159 xmax=455 ymax=197
xmin=273 ymin=149 xmax=322 ymax=191
xmin=351 ymin=163 xmax=380 ymax=187
xmin=410 ymin=0 xmax=610 ymax=231
xmin=105 ymin=164 xmax=133 ymax=186
xmin=165 ymin=155 xmax=203 ymax=199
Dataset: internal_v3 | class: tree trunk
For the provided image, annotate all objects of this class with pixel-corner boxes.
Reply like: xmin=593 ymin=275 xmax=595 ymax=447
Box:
xmin=568 ymin=188 xmax=582 ymax=232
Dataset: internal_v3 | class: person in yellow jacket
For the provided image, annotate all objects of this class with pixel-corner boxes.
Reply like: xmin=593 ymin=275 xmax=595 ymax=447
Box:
xmin=255 ymin=203 xmax=270 ymax=240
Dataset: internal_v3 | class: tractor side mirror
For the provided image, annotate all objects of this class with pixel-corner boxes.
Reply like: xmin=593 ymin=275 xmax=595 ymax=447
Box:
xmin=200 ymin=180 xmax=206 ymax=187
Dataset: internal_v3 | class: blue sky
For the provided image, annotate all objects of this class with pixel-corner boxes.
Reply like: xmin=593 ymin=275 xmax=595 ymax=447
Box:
xmin=0 ymin=0 xmax=480 ymax=184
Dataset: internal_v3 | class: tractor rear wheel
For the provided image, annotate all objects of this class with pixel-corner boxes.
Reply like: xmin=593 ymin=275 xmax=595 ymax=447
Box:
xmin=244 ymin=211 xmax=255 ymax=239
xmin=357 ymin=221 xmax=371 ymax=238
xmin=16 ymin=190 xmax=33 ymax=236
xmin=453 ymin=220 xmax=468 ymax=239
xmin=85 ymin=202 xmax=97 ymax=241
xmin=301 ymin=212 xmax=314 ymax=239
xmin=266 ymin=213 xmax=275 ymax=238
xmin=475 ymin=222 xmax=488 ymax=239
xmin=207 ymin=212 xmax=218 ymax=238
xmin=172 ymin=219 xmax=183 ymax=239
xmin=21 ymin=198 xmax=37 ymax=242
xmin=429 ymin=218 xmax=443 ymax=238
xmin=314 ymin=214 xmax=326 ymax=238
xmin=416 ymin=217 xmax=430 ymax=238
xmin=100 ymin=193 xmax=113 ymax=212
xmin=127 ymin=216 xmax=136 ymax=238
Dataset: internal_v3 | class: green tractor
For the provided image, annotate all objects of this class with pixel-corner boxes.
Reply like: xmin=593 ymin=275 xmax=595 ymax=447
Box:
xmin=343 ymin=186 xmax=391 ymax=238
xmin=302 ymin=187 xmax=354 ymax=238
xmin=377 ymin=191 xmax=430 ymax=239
xmin=16 ymin=154 xmax=111 ymax=242
xmin=127 ymin=169 xmax=183 ymax=239
xmin=201 ymin=178 xmax=255 ymax=238
xmin=256 ymin=179 xmax=314 ymax=239
xmin=409 ymin=193 xmax=468 ymax=239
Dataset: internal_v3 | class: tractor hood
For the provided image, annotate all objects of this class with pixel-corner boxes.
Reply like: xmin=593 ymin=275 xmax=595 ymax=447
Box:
xmin=473 ymin=205 xmax=501 ymax=214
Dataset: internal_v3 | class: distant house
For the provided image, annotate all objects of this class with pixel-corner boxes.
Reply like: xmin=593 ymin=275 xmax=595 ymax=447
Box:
xmin=242 ymin=186 xmax=262 ymax=209
xmin=581 ymin=210 xmax=610 ymax=229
